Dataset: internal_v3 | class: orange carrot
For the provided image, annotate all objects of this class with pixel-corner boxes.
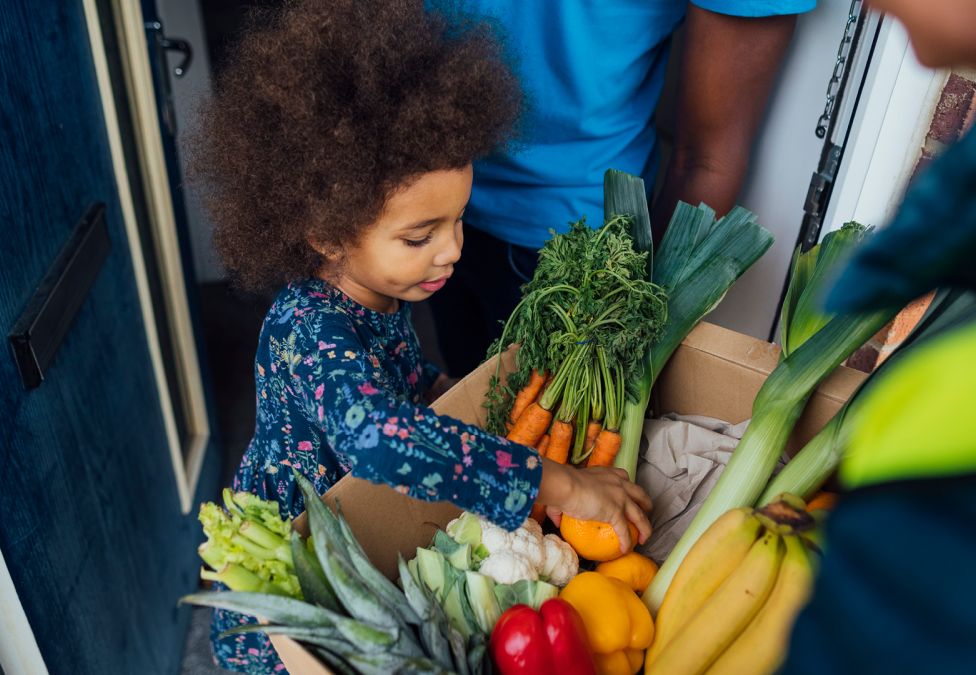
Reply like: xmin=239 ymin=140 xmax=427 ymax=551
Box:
xmin=586 ymin=429 xmax=623 ymax=467
xmin=537 ymin=434 xmax=551 ymax=457
xmin=509 ymin=369 xmax=547 ymax=426
xmin=506 ymin=402 xmax=553 ymax=448
xmin=584 ymin=420 xmax=602 ymax=453
xmin=545 ymin=419 xmax=574 ymax=464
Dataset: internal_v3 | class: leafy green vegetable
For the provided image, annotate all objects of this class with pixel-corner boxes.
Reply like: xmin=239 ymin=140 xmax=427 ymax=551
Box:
xmin=290 ymin=531 xmax=340 ymax=611
xmin=781 ymin=222 xmax=869 ymax=358
xmin=464 ymin=571 xmax=501 ymax=633
xmin=446 ymin=512 xmax=490 ymax=564
xmin=197 ymin=489 xmax=301 ymax=597
xmin=760 ymin=287 xmax=976 ymax=501
xmin=609 ymin=171 xmax=776 ymax=479
xmin=493 ymin=578 xmax=559 ymax=611
xmin=184 ymin=476 xmax=482 ymax=674
xmin=484 ymin=214 xmax=668 ymax=438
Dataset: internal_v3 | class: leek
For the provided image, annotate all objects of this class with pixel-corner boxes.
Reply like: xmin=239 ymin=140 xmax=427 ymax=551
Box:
xmin=759 ymin=287 xmax=976 ymax=503
xmin=605 ymin=169 xmax=774 ymax=480
xmin=780 ymin=223 xmax=868 ymax=357
xmin=643 ymin=223 xmax=896 ymax=613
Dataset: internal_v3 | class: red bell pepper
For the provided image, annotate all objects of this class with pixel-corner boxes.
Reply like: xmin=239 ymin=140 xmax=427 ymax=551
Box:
xmin=490 ymin=598 xmax=597 ymax=675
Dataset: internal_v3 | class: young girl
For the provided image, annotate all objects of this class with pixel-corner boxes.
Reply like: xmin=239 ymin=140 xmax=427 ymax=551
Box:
xmin=194 ymin=1 xmax=652 ymax=671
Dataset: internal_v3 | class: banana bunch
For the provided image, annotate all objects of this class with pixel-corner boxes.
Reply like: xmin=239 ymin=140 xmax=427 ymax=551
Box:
xmin=645 ymin=496 xmax=818 ymax=675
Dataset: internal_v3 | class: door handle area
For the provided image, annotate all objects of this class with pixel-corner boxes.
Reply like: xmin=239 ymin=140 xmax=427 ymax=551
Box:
xmin=8 ymin=204 xmax=111 ymax=390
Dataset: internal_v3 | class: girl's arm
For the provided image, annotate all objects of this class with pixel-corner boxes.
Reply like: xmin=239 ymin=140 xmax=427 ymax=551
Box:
xmin=295 ymin=333 xmax=541 ymax=530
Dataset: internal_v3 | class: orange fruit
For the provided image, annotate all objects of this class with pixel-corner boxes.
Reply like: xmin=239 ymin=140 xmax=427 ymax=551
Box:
xmin=595 ymin=551 xmax=658 ymax=594
xmin=559 ymin=515 xmax=640 ymax=562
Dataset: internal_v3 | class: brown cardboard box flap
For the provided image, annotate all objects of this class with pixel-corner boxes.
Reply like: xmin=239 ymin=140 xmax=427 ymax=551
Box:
xmin=654 ymin=322 xmax=865 ymax=455
xmin=292 ymin=477 xmax=461 ymax=580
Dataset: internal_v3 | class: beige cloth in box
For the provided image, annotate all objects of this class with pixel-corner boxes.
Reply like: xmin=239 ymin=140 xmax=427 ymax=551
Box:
xmin=635 ymin=413 xmax=786 ymax=564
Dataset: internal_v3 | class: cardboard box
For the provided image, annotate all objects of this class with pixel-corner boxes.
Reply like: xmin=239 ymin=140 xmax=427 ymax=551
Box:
xmin=270 ymin=322 xmax=866 ymax=673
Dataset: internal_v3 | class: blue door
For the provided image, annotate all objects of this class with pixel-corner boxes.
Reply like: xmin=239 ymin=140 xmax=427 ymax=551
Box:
xmin=0 ymin=2 xmax=218 ymax=673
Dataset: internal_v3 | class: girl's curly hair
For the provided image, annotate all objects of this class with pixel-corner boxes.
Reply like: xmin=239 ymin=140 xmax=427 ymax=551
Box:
xmin=191 ymin=0 xmax=522 ymax=291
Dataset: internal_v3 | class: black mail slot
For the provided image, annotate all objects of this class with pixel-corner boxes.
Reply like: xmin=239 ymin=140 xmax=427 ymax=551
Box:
xmin=8 ymin=203 xmax=111 ymax=389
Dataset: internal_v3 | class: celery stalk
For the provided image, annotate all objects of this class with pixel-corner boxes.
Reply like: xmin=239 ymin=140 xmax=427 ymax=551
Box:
xmin=201 ymin=563 xmax=281 ymax=595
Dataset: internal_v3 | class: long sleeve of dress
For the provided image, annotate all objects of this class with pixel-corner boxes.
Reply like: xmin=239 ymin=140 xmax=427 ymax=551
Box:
xmin=291 ymin=325 xmax=540 ymax=531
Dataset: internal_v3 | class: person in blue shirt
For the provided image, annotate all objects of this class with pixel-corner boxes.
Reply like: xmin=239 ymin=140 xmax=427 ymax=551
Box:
xmin=429 ymin=0 xmax=816 ymax=376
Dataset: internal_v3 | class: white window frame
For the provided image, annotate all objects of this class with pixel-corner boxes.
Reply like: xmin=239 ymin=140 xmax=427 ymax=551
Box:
xmin=822 ymin=14 xmax=948 ymax=235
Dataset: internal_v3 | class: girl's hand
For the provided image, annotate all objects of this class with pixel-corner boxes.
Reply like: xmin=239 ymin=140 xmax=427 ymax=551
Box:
xmin=538 ymin=458 xmax=653 ymax=552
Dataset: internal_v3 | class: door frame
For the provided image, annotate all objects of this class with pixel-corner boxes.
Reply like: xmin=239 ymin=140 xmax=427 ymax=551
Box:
xmin=0 ymin=547 xmax=46 ymax=674
xmin=106 ymin=0 xmax=212 ymax=514
xmin=822 ymin=14 xmax=947 ymax=236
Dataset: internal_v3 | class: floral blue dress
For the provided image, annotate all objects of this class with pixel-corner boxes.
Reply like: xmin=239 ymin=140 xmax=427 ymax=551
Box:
xmin=211 ymin=278 xmax=541 ymax=673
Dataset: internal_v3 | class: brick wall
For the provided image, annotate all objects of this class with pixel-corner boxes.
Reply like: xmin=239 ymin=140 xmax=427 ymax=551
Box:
xmin=846 ymin=69 xmax=976 ymax=373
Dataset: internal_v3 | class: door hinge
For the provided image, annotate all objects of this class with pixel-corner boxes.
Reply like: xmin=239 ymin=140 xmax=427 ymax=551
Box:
xmin=798 ymin=143 xmax=842 ymax=251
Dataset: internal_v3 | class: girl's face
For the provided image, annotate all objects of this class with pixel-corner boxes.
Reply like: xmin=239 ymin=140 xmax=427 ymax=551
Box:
xmin=328 ymin=165 xmax=471 ymax=313
xmin=869 ymin=0 xmax=976 ymax=68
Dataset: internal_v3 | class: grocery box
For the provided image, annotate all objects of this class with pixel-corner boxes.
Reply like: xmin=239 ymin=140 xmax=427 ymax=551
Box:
xmin=270 ymin=321 xmax=866 ymax=673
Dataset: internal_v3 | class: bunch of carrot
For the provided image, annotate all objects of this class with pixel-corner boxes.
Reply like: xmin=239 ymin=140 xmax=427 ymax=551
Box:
xmin=484 ymin=215 xmax=667 ymax=472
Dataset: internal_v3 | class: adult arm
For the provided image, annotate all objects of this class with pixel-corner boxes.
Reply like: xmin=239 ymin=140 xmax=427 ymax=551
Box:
xmin=782 ymin=474 xmax=976 ymax=673
xmin=651 ymin=3 xmax=798 ymax=242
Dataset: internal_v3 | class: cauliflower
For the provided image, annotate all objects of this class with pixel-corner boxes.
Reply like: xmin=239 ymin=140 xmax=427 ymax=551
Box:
xmin=448 ymin=512 xmax=578 ymax=586
xmin=479 ymin=551 xmax=539 ymax=585
xmin=509 ymin=518 xmax=546 ymax=572
xmin=521 ymin=517 xmax=543 ymax=538
xmin=479 ymin=520 xmax=512 ymax=555
xmin=541 ymin=533 xmax=579 ymax=587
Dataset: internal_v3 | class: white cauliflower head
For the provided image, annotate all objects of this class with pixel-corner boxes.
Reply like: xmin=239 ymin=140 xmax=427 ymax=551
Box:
xmin=478 ymin=551 xmax=539 ymax=585
xmin=541 ymin=534 xmax=579 ymax=587
xmin=509 ymin=522 xmax=546 ymax=572
xmin=479 ymin=520 xmax=513 ymax=555
xmin=521 ymin=517 xmax=543 ymax=539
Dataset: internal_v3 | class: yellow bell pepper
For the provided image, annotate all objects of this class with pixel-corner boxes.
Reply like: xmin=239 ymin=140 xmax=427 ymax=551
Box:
xmin=559 ymin=571 xmax=655 ymax=675
xmin=595 ymin=552 xmax=658 ymax=594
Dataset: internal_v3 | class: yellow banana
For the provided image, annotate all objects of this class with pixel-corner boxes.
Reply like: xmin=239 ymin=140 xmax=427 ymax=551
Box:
xmin=705 ymin=534 xmax=815 ymax=675
xmin=644 ymin=508 xmax=763 ymax=664
xmin=647 ymin=531 xmax=785 ymax=675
